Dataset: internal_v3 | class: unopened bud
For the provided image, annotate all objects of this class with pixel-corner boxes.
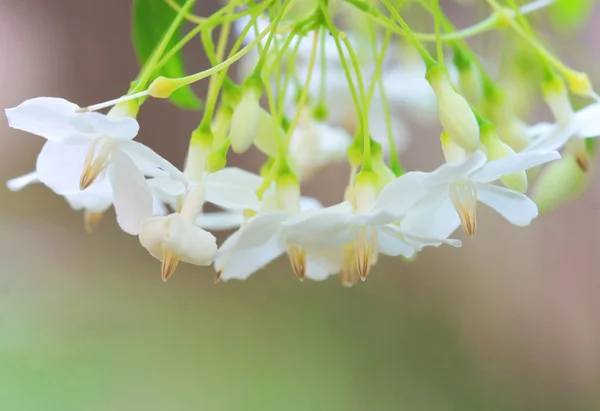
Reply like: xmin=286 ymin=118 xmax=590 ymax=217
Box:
xmin=253 ymin=109 xmax=282 ymax=158
xmin=532 ymin=154 xmax=591 ymax=214
xmin=440 ymin=132 xmax=466 ymax=163
xmin=454 ymin=50 xmax=482 ymax=105
xmin=148 ymin=76 xmax=178 ymax=99
xmin=542 ymin=76 xmax=574 ymax=125
xmin=229 ymin=89 xmax=261 ymax=153
xmin=565 ymin=70 xmax=593 ymax=97
xmin=427 ymin=66 xmax=480 ymax=152
xmin=481 ymin=126 xmax=528 ymax=193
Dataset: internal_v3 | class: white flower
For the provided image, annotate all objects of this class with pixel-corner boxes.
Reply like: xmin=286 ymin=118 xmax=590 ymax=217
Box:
xmin=139 ymin=167 xmax=266 ymax=281
xmin=7 ymin=170 xmax=170 ymax=233
xmin=281 ymin=178 xmax=461 ymax=281
xmin=380 ymin=150 xmax=561 ymax=238
xmin=214 ymin=182 xmax=330 ymax=282
xmin=5 ymin=97 xmax=183 ymax=234
xmin=139 ymin=184 xmax=218 ymax=282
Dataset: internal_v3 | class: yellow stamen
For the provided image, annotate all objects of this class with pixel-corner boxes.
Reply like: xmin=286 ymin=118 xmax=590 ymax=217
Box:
xmin=287 ymin=245 xmax=306 ymax=280
xmin=355 ymin=228 xmax=378 ymax=281
xmin=80 ymin=138 xmax=116 ymax=190
xmin=341 ymin=244 xmax=359 ymax=287
xmin=83 ymin=211 xmax=104 ymax=234
xmin=161 ymin=249 xmax=180 ymax=282
xmin=449 ymin=179 xmax=478 ymax=237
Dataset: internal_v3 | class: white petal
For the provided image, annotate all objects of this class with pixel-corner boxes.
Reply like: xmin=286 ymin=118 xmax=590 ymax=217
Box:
xmin=36 ymin=140 xmax=89 ymax=195
xmin=63 ymin=179 xmax=113 ymax=212
xmin=163 ymin=214 xmax=217 ymax=265
xmin=69 ymin=112 xmax=139 ymax=141
xmin=526 ymin=122 xmax=576 ymax=152
xmin=6 ymin=171 xmax=39 ymax=191
xmin=282 ymin=203 xmax=353 ymax=247
xmin=196 ymin=211 xmax=245 ymax=231
xmin=217 ymin=233 xmax=284 ymax=281
xmin=401 ymin=189 xmax=461 ymax=239
xmin=139 ymin=217 xmax=168 ymax=260
xmin=376 ymin=225 xmax=416 ymax=258
xmin=299 ymin=196 xmax=323 ymax=211
xmin=305 ymin=249 xmax=344 ymax=281
xmin=234 ymin=211 xmax=288 ymax=249
xmin=384 ymin=224 xmax=462 ymax=250
xmin=147 ymin=177 xmax=186 ymax=198
xmin=526 ymin=121 xmax=554 ymax=138
xmin=205 ymin=168 xmax=262 ymax=211
xmin=471 ymin=151 xmax=561 ymax=183
xmin=421 ymin=151 xmax=487 ymax=187
xmin=120 ymin=141 xmax=186 ymax=183
xmin=108 ymin=153 xmax=153 ymax=235
xmin=476 ymin=183 xmax=538 ymax=227
xmin=5 ymin=97 xmax=84 ymax=142
xmin=370 ymin=171 xmax=429 ymax=216
xmin=575 ymin=103 xmax=600 ymax=138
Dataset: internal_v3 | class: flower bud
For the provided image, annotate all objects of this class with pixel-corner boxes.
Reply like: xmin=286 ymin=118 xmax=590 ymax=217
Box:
xmin=372 ymin=157 xmax=395 ymax=192
xmin=440 ymin=132 xmax=466 ymax=163
xmin=532 ymin=154 xmax=591 ymax=214
xmin=542 ymin=76 xmax=574 ymax=125
xmin=276 ymin=173 xmax=300 ymax=213
xmin=480 ymin=125 xmax=528 ymax=193
xmin=427 ymin=66 xmax=480 ymax=152
xmin=184 ymin=129 xmax=213 ymax=181
xmin=212 ymin=104 xmax=233 ymax=144
xmin=453 ymin=50 xmax=482 ymax=105
xmin=108 ymin=100 xmax=139 ymax=118
xmin=253 ymin=109 xmax=283 ymax=158
xmin=148 ymin=76 xmax=178 ymax=99
xmin=565 ymin=70 xmax=592 ymax=97
xmin=229 ymin=85 xmax=262 ymax=153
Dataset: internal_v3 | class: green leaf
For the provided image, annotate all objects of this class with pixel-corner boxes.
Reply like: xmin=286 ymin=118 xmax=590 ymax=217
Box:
xmin=133 ymin=0 xmax=202 ymax=109
xmin=549 ymin=0 xmax=595 ymax=31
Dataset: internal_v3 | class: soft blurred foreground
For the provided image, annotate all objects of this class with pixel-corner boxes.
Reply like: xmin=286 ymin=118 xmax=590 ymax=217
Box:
xmin=2 ymin=1 xmax=600 ymax=410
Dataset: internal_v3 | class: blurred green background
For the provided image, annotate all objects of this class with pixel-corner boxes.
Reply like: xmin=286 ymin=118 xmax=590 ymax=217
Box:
xmin=2 ymin=1 xmax=600 ymax=410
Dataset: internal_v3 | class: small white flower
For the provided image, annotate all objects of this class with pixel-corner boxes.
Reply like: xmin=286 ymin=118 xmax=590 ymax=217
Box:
xmin=381 ymin=150 xmax=561 ymax=238
xmin=282 ymin=177 xmax=461 ymax=281
xmin=6 ymin=97 xmax=183 ymax=234
xmin=214 ymin=182 xmax=329 ymax=282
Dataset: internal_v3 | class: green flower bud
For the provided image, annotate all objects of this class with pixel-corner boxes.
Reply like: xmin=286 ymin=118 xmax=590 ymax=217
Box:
xmin=427 ymin=66 xmax=480 ymax=152
xmin=229 ymin=89 xmax=261 ymax=153
xmin=532 ymin=154 xmax=592 ymax=214
xmin=253 ymin=109 xmax=283 ymax=158
xmin=480 ymin=125 xmax=528 ymax=193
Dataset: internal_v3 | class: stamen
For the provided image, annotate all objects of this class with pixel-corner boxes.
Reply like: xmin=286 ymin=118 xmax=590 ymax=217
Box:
xmin=355 ymin=228 xmax=378 ymax=281
xmin=341 ymin=244 xmax=359 ymax=287
xmin=287 ymin=245 xmax=306 ymax=280
xmin=83 ymin=211 xmax=104 ymax=233
xmin=449 ymin=180 xmax=478 ymax=237
xmin=80 ymin=138 xmax=116 ymax=190
xmin=161 ymin=249 xmax=180 ymax=282
xmin=76 ymin=90 xmax=149 ymax=113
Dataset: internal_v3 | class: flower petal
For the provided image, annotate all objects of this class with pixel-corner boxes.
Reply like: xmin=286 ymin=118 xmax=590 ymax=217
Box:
xmin=305 ymin=249 xmax=344 ymax=281
xmin=217 ymin=232 xmax=284 ymax=281
xmin=476 ymin=183 xmax=538 ymax=227
xmin=63 ymin=179 xmax=113 ymax=212
xmin=5 ymin=97 xmax=85 ymax=142
xmin=376 ymin=226 xmax=416 ymax=258
xmin=205 ymin=168 xmax=262 ymax=211
xmin=108 ymin=152 xmax=154 ymax=235
xmin=234 ymin=211 xmax=289 ymax=250
xmin=282 ymin=202 xmax=353 ymax=247
xmin=471 ymin=151 xmax=561 ymax=183
xmin=36 ymin=140 xmax=89 ymax=195
xmin=401 ymin=189 xmax=461 ymax=239
xmin=575 ymin=103 xmax=600 ymax=138
xmin=421 ymin=151 xmax=487 ymax=187
xmin=370 ymin=171 xmax=429 ymax=216
xmin=69 ymin=112 xmax=139 ymax=141
xmin=120 ymin=141 xmax=186 ymax=182
xmin=139 ymin=217 xmax=168 ymax=261
xmin=196 ymin=211 xmax=245 ymax=231
xmin=6 ymin=171 xmax=39 ymax=192
xmin=164 ymin=214 xmax=217 ymax=265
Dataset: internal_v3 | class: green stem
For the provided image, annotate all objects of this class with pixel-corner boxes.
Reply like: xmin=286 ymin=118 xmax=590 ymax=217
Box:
xmin=379 ymin=0 xmax=437 ymax=68
xmin=131 ymin=0 xmax=198 ymax=93
xmin=432 ymin=0 xmax=444 ymax=66
xmin=252 ymin=0 xmax=296 ymax=75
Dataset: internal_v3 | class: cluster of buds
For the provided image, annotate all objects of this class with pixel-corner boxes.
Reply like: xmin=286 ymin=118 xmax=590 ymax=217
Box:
xmin=5 ymin=0 xmax=599 ymax=286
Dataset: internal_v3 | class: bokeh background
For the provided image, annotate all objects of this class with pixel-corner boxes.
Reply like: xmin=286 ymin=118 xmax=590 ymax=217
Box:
xmin=2 ymin=1 xmax=600 ymax=410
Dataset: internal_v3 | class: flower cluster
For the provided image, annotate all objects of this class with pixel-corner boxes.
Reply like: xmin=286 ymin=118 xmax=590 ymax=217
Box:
xmin=5 ymin=0 xmax=599 ymax=285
